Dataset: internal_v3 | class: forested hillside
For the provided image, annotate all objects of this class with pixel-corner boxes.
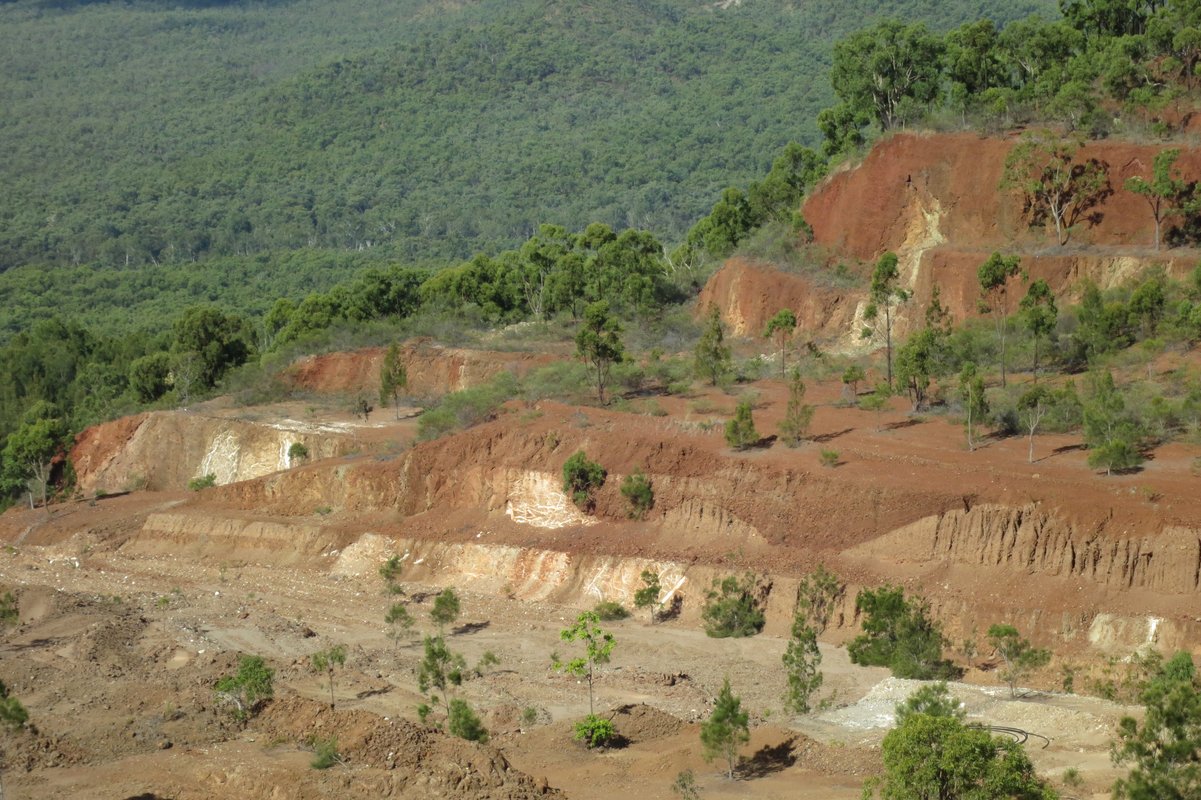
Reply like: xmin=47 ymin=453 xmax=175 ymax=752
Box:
xmin=2 ymin=0 xmax=1201 ymax=514
xmin=0 ymin=0 xmax=1051 ymax=275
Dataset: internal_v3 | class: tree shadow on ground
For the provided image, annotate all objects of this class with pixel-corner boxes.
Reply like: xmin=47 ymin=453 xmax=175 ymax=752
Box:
xmin=452 ymin=620 xmax=490 ymax=636
xmin=812 ymin=427 xmax=853 ymax=443
xmin=737 ymin=736 xmax=797 ymax=779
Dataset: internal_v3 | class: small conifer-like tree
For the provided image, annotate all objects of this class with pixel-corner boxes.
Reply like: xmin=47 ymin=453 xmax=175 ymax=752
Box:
xmin=778 ymin=369 xmax=814 ymax=447
xmin=694 ymin=305 xmax=732 ymax=386
xmin=379 ymin=342 xmax=408 ymax=419
xmin=724 ymin=399 xmax=759 ymax=450
xmin=701 ymin=678 xmax=749 ymax=779
xmin=763 ymin=309 xmax=798 ymax=379
xmin=310 ymin=644 xmax=347 ymax=709
xmin=634 ymin=569 xmax=663 ymax=624
xmin=430 ymin=588 xmax=461 ymax=634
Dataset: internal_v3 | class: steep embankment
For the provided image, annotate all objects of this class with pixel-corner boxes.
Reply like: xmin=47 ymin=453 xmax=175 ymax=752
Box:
xmin=67 ymin=398 xmax=1199 ymax=654
xmin=806 ymin=132 xmax=1201 ymax=258
xmin=71 ymin=411 xmax=358 ymax=494
xmin=695 ymin=258 xmax=859 ymax=339
xmin=703 ymin=132 xmax=1201 ymax=344
xmin=284 ymin=339 xmax=557 ymax=397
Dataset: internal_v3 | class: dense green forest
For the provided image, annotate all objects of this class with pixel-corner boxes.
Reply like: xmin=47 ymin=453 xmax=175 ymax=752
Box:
xmin=0 ymin=0 xmax=1053 ymax=275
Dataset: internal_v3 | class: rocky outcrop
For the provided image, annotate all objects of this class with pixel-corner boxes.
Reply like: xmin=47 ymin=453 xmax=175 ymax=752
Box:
xmin=695 ymin=258 xmax=857 ymax=339
xmin=71 ymin=411 xmax=356 ymax=494
xmin=699 ymin=133 xmax=1201 ymax=347
xmin=283 ymin=339 xmax=557 ymax=397
xmin=851 ymin=503 xmax=1201 ymax=595
xmin=805 ymin=132 xmax=1201 ymax=259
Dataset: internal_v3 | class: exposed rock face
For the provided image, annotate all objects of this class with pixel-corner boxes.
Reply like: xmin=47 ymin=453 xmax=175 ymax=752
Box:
xmin=283 ymin=339 xmax=556 ymax=397
xmin=71 ymin=411 xmax=357 ymax=494
xmin=699 ymin=132 xmax=1201 ymax=347
xmin=804 ymin=132 xmax=1201 ymax=258
xmin=850 ymin=504 xmax=1201 ymax=595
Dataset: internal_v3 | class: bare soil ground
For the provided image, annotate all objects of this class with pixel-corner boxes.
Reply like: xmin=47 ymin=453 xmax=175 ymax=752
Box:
xmin=0 ymin=525 xmax=1131 ymax=800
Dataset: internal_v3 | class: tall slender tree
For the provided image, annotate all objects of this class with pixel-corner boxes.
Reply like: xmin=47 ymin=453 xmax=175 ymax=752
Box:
xmin=862 ymin=252 xmax=909 ymax=389
xmin=763 ymin=309 xmax=798 ymax=379
xmin=978 ymin=252 xmax=1022 ymax=387
xmin=1126 ymin=149 xmax=1187 ymax=251
xmin=552 ymin=611 xmax=614 ymax=717
xmin=379 ymin=342 xmax=408 ymax=419
xmin=1020 ymin=279 xmax=1058 ymax=381
xmin=576 ymin=301 xmax=624 ymax=405
xmin=959 ymin=362 xmax=987 ymax=452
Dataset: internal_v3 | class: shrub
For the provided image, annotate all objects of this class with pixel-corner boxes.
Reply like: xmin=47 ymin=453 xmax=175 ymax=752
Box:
xmin=573 ymin=713 xmax=617 ymax=748
xmin=521 ymin=361 xmax=591 ymax=403
xmin=309 ymin=736 xmax=340 ymax=769
xmin=724 ymin=399 xmax=759 ymax=450
xmin=868 ymin=713 xmax=1054 ymax=800
xmin=562 ymin=451 xmax=606 ymax=511
xmin=641 ymin=398 xmax=667 ymax=417
xmin=819 ymin=449 xmax=839 ymax=467
xmin=593 ymin=601 xmax=630 ymax=621
xmin=379 ymin=554 xmax=402 ymax=588
xmin=778 ymin=370 xmax=814 ymax=446
xmin=188 ymin=473 xmax=217 ymax=491
xmin=848 ymin=585 xmax=955 ymax=680
xmin=734 ymin=356 xmax=768 ymax=383
xmin=841 ymin=364 xmax=866 ymax=401
xmin=417 ymin=373 xmax=518 ymax=440
xmin=620 ymin=468 xmax=654 ymax=519
xmin=702 ymin=573 xmax=766 ymax=638
xmin=448 ymin=698 xmax=489 ymax=743
xmin=215 ymin=655 xmax=274 ymax=721
xmin=287 ymin=442 xmax=310 ymax=462
xmin=649 ymin=353 xmax=695 ymax=390
xmin=672 ymin=769 xmax=701 ymax=800
xmin=611 ymin=360 xmax=647 ymax=394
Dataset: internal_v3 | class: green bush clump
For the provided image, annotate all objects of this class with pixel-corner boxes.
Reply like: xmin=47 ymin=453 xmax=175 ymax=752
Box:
xmin=188 ymin=473 xmax=217 ymax=491
xmin=619 ymin=468 xmax=654 ymax=519
xmin=214 ymin=655 xmax=274 ymax=721
xmin=521 ymin=361 xmax=592 ymax=403
xmin=562 ymin=451 xmax=606 ymax=511
xmin=593 ymin=601 xmax=630 ymax=621
xmin=848 ymin=585 xmax=956 ymax=680
xmin=417 ymin=373 xmax=518 ymax=440
xmin=724 ymin=399 xmax=759 ymax=450
xmin=573 ymin=713 xmax=617 ymax=748
xmin=702 ymin=573 xmax=766 ymax=638
xmin=448 ymin=698 xmax=489 ymax=743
